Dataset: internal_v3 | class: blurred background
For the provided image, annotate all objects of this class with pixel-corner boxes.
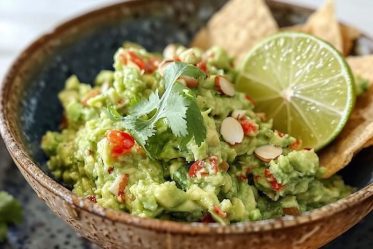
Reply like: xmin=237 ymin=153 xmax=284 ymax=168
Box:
xmin=1 ymin=0 xmax=373 ymax=79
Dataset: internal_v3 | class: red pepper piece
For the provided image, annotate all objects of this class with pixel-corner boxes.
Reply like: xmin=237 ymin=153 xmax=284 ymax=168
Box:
xmin=197 ymin=61 xmax=208 ymax=73
xmin=245 ymin=95 xmax=256 ymax=105
xmin=213 ymin=206 xmax=227 ymax=218
xmin=290 ymin=139 xmax=302 ymax=150
xmin=128 ymin=51 xmax=146 ymax=70
xmin=264 ymin=168 xmax=283 ymax=192
xmin=239 ymin=118 xmax=258 ymax=136
xmin=188 ymin=160 xmax=207 ymax=177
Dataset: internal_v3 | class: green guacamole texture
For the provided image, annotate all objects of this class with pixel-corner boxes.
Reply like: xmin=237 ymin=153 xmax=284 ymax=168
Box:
xmin=41 ymin=43 xmax=352 ymax=224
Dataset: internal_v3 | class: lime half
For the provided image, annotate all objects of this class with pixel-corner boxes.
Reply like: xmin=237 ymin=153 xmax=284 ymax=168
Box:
xmin=236 ymin=32 xmax=355 ymax=150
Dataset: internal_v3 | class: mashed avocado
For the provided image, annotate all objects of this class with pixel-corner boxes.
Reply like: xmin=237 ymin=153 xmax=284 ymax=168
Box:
xmin=41 ymin=43 xmax=352 ymax=224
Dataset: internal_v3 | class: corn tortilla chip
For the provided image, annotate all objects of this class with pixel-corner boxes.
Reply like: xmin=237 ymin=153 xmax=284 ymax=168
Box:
xmin=280 ymin=24 xmax=305 ymax=32
xmin=282 ymin=23 xmax=359 ymax=56
xmin=340 ymin=24 xmax=360 ymax=55
xmin=347 ymin=55 xmax=373 ymax=83
xmin=303 ymin=0 xmax=343 ymax=52
xmin=319 ymin=56 xmax=373 ymax=178
xmin=191 ymin=0 xmax=278 ymax=61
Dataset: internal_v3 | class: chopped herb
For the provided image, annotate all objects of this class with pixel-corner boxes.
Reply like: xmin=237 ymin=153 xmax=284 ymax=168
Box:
xmin=119 ymin=62 xmax=207 ymax=158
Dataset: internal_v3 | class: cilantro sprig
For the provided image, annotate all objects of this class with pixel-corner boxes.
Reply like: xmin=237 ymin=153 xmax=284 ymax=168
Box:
xmin=0 ymin=191 xmax=23 ymax=243
xmin=110 ymin=62 xmax=207 ymax=158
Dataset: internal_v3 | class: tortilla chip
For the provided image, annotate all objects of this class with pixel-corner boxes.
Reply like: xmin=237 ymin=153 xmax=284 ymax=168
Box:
xmin=340 ymin=24 xmax=360 ymax=55
xmin=347 ymin=55 xmax=373 ymax=83
xmin=303 ymin=0 xmax=343 ymax=52
xmin=282 ymin=23 xmax=359 ymax=56
xmin=191 ymin=0 xmax=278 ymax=60
xmin=280 ymin=24 xmax=306 ymax=32
xmin=320 ymin=56 xmax=373 ymax=178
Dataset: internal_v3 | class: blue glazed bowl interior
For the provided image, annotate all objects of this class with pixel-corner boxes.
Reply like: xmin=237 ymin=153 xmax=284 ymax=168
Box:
xmin=16 ymin=0 xmax=373 ymax=191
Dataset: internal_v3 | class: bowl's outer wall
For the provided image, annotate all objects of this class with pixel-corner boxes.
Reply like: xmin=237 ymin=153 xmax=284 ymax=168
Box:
xmin=12 ymin=157 xmax=373 ymax=249
xmin=1 ymin=0 xmax=372 ymax=248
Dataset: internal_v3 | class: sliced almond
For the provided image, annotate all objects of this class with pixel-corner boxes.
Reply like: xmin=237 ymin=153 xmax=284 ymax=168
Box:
xmin=163 ymin=44 xmax=178 ymax=59
xmin=220 ymin=117 xmax=244 ymax=145
xmin=232 ymin=110 xmax=247 ymax=120
xmin=254 ymin=145 xmax=283 ymax=163
xmin=215 ymin=76 xmax=235 ymax=96
xmin=179 ymin=75 xmax=199 ymax=88
xmin=158 ymin=59 xmax=175 ymax=76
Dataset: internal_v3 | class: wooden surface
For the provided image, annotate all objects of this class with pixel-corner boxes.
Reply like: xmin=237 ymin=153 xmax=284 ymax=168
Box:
xmin=0 ymin=0 xmax=372 ymax=79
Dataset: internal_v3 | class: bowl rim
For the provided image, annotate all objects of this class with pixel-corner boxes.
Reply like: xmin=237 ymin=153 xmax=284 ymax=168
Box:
xmin=0 ymin=0 xmax=372 ymax=235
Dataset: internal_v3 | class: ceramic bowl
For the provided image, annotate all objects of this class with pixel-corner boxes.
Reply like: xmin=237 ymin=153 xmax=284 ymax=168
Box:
xmin=0 ymin=0 xmax=372 ymax=248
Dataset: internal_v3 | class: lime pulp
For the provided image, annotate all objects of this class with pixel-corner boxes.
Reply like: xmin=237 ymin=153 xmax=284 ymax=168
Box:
xmin=236 ymin=32 xmax=355 ymax=150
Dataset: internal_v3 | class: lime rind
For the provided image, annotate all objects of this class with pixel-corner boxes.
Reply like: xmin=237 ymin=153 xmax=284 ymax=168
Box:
xmin=236 ymin=32 xmax=355 ymax=150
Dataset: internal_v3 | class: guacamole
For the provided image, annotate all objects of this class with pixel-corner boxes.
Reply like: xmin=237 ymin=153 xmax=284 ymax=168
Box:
xmin=41 ymin=43 xmax=352 ymax=224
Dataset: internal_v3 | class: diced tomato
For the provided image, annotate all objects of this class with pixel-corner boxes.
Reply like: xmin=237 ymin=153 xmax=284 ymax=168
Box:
xmin=189 ymin=156 xmax=220 ymax=177
xmin=213 ymin=206 xmax=227 ymax=218
xmin=239 ymin=118 xmax=258 ymax=136
xmin=87 ymin=195 xmax=97 ymax=203
xmin=128 ymin=51 xmax=146 ymax=70
xmin=188 ymin=160 xmax=207 ymax=177
xmin=106 ymin=130 xmax=135 ymax=157
xmin=144 ymin=57 xmax=160 ymax=73
xmin=120 ymin=51 xmax=158 ymax=74
xmin=264 ymin=169 xmax=283 ymax=192
xmin=271 ymin=181 xmax=283 ymax=192
xmin=197 ymin=61 xmax=208 ymax=73
xmin=290 ymin=139 xmax=302 ymax=150
xmin=245 ymin=95 xmax=256 ymax=105
xmin=264 ymin=168 xmax=272 ymax=178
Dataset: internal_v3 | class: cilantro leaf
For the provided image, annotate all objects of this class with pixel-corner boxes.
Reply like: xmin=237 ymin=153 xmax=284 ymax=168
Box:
xmin=164 ymin=84 xmax=189 ymax=137
xmin=183 ymin=90 xmax=207 ymax=146
xmin=131 ymin=91 xmax=161 ymax=116
xmin=122 ymin=62 xmax=207 ymax=157
xmin=0 ymin=191 xmax=23 ymax=243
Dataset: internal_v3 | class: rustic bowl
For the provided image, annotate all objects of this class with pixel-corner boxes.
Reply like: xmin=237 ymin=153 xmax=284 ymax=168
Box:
xmin=0 ymin=0 xmax=372 ymax=248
